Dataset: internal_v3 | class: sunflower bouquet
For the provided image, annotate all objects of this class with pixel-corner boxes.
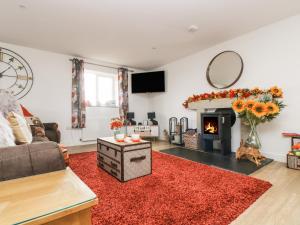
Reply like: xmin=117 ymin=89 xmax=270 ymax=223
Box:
xmin=232 ymin=86 xmax=285 ymax=149
xmin=232 ymin=97 xmax=284 ymax=124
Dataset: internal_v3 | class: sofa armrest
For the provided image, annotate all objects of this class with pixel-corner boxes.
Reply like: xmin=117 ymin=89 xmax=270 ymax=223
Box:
xmin=0 ymin=142 xmax=66 ymax=181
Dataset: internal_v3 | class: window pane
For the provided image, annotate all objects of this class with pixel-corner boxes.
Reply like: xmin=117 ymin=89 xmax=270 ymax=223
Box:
xmin=114 ymin=74 xmax=119 ymax=107
xmin=84 ymin=69 xmax=119 ymax=107
xmin=97 ymin=76 xmax=114 ymax=105
xmin=84 ymin=72 xmax=97 ymax=106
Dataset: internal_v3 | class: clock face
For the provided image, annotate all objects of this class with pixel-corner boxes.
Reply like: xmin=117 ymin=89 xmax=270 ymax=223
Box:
xmin=0 ymin=47 xmax=33 ymax=99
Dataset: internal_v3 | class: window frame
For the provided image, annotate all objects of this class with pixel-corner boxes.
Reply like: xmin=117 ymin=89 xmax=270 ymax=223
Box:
xmin=84 ymin=69 xmax=119 ymax=108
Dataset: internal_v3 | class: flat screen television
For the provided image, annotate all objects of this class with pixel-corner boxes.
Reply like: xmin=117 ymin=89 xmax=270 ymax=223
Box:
xmin=131 ymin=71 xmax=165 ymax=93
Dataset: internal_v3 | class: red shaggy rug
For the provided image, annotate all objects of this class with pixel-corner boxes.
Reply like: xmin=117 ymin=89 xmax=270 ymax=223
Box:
xmin=69 ymin=151 xmax=271 ymax=225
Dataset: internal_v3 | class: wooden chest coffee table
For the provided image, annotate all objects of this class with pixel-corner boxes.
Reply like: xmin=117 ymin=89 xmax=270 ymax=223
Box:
xmin=97 ymin=137 xmax=152 ymax=182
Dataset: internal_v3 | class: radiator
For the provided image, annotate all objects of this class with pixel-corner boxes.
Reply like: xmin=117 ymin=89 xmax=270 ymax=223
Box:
xmin=80 ymin=107 xmax=119 ymax=141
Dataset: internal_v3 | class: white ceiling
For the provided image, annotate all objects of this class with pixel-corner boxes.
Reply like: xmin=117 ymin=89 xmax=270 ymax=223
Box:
xmin=1 ymin=0 xmax=300 ymax=70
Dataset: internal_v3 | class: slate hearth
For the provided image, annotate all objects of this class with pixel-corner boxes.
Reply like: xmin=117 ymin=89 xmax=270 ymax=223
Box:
xmin=160 ymin=148 xmax=273 ymax=175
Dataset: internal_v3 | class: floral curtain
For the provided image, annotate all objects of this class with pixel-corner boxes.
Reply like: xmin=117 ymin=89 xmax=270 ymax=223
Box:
xmin=118 ymin=68 xmax=129 ymax=120
xmin=71 ymin=58 xmax=86 ymax=128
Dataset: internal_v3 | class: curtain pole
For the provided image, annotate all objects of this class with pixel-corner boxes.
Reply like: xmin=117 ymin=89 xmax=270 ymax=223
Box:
xmin=69 ymin=59 xmax=134 ymax=73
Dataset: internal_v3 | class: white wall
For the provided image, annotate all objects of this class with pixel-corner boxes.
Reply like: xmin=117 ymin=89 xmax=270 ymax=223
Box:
xmin=2 ymin=15 xmax=299 ymax=160
xmin=150 ymin=15 xmax=300 ymax=162
xmin=0 ymin=41 xmax=150 ymax=146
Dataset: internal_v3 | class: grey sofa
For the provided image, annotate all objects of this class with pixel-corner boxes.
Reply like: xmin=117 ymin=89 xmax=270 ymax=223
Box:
xmin=0 ymin=142 xmax=66 ymax=181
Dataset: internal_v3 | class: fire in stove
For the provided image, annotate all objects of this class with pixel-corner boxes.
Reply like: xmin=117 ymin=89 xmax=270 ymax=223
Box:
xmin=205 ymin=122 xmax=218 ymax=134
xmin=203 ymin=116 xmax=219 ymax=135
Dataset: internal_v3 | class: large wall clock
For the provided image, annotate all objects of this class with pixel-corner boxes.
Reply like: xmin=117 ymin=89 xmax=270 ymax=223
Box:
xmin=0 ymin=47 xmax=34 ymax=99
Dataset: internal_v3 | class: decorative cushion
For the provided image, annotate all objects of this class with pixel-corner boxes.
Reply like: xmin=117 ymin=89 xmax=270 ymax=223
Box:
xmin=29 ymin=116 xmax=44 ymax=128
xmin=0 ymin=90 xmax=22 ymax=116
xmin=7 ymin=112 xmax=33 ymax=144
xmin=20 ymin=104 xmax=33 ymax=117
xmin=0 ymin=113 xmax=16 ymax=147
xmin=32 ymin=127 xmax=49 ymax=142
xmin=34 ymin=126 xmax=46 ymax=137
xmin=20 ymin=105 xmax=44 ymax=128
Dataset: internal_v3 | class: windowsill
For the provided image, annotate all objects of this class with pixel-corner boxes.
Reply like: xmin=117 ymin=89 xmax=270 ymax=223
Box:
xmin=86 ymin=105 xmax=119 ymax=109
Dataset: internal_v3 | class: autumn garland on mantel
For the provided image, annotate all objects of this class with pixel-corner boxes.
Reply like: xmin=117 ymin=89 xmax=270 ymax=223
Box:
xmin=183 ymin=86 xmax=283 ymax=108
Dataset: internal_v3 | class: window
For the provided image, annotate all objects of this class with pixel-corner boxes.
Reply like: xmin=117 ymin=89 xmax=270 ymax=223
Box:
xmin=84 ymin=69 xmax=119 ymax=107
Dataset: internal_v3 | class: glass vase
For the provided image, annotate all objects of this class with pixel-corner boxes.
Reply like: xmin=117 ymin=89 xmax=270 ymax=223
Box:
xmin=245 ymin=121 xmax=261 ymax=149
xmin=113 ymin=128 xmax=121 ymax=139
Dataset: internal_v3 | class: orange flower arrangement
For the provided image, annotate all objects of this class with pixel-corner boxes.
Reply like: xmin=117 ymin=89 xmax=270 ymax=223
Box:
xmin=269 ymin=86 xmax=283 ymax=98
xmin=251 ymin=102 xmax=267 ymax=118
xmin=182 ymin=86 xmax=283 ymax=108
xmin=251 ymin=87 xmax=263 ymax=95
xmin=232 ymin=100 xmax=245 ymax=113
xmin=110 ymin=118 xmax=123 ymax=130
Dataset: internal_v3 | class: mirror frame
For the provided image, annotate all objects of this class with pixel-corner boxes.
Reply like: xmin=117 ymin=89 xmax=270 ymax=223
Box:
xmin=206 ymin=50 xmax=244 ymax=89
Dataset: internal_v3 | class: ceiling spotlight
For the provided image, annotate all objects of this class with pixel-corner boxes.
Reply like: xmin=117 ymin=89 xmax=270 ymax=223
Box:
xmin=188 ymin=25 xmax=199 ymax=33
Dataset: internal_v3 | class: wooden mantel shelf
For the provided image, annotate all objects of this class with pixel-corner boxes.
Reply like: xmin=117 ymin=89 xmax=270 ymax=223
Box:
xmin=188 ymin=99 xmax=233 ymax=110
xmin=0 ymin=168 xmax=98 ymax=225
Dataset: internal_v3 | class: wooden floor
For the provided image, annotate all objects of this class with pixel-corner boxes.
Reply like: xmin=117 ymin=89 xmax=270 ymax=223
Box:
xmin=231 ymin=161 xmax=300 ymax=225
xmin=68 ymin=141 xmax=300 ymax=225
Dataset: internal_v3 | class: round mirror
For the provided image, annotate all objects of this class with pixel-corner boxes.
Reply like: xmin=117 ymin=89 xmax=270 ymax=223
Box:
xmin=206 ymin=51 xmax=243 ymax=89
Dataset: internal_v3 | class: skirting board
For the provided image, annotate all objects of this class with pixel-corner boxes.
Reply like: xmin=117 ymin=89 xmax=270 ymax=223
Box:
xmin=261 ymin=151 xmax=286 ymax=163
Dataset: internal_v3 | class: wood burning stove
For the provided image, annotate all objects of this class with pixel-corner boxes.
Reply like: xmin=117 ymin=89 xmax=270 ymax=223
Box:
xmin=201 ymin=108 xmax=235 ymax=155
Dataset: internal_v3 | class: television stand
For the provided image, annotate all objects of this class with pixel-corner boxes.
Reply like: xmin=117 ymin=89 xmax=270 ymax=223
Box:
xmin=127 ymin=125 xmax=159 ymax=141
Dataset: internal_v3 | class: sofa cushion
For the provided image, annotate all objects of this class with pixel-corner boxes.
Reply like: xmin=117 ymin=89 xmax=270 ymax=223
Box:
xmin=0 ymin=113 xmax=16 ymax=147
xmin=7 ymin=112 xmax=32 ymax=144
xmin=0 ymin=144 xmax=32 ymax=181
